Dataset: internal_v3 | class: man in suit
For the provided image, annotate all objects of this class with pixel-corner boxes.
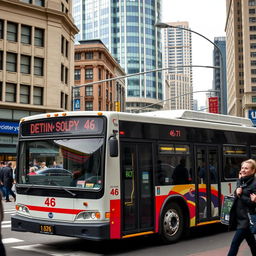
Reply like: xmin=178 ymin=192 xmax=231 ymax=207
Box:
xmin=2 ymin=162 xmax=16 ymax=202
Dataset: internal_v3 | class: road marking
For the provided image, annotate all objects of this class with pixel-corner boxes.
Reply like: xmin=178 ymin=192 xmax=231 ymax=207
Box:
xmin=2 ymin=221 xmax=11 ymax=224
xmin=2 ymin=224 xmax=11 ymax=228
xmin=13 ymin=244 xmax=96 ymax=255
xmin=3 ymin=238 xmax=23 ymax=244
xmin=4 ymin=210 xmax=16 ymax=214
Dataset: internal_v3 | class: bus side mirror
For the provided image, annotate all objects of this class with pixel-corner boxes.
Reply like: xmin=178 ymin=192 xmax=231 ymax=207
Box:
xmin=109 ymin=135 xmax=118 ymax=157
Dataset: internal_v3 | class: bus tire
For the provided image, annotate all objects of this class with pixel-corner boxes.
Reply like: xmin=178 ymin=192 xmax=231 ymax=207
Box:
xmin=160 ymin=202 xmax=184 ymax=243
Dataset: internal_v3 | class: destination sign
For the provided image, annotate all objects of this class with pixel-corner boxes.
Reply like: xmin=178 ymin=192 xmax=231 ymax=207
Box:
xmin=20 ymin=117 xmax=104 ymax=136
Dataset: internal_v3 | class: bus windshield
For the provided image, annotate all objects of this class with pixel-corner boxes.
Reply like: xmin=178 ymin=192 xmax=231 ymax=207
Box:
xmin=18 ymin=138 xmax=104 ymax=190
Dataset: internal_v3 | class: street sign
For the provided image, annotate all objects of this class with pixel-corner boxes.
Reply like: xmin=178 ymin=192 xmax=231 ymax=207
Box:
xmin=208 ymin=97 xmax=219 ymax=114
xmin=248 ymin=110 xmax=256 ymax=126
xmin=0 ymin=121 xmax=19 ymax=134
xmin=73 ymin=99 xmax=80 ymax=111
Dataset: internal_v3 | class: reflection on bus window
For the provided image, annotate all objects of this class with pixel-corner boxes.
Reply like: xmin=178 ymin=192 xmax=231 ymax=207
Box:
xmin=156 ymin=144 xmax=192 ymax=185
xmin=18 ymin=138 xmax=103 ymax=190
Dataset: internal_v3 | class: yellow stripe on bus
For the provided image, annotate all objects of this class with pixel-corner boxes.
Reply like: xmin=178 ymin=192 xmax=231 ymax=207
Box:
xmin=196 ymin=220 xmax=220 ymax=226
xmin=122 ymin=231 xmax=154 ymax=239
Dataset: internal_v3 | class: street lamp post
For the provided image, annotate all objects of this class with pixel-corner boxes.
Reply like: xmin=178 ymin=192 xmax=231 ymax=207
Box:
xmin=155 ymin=22 xmax=225 ymax=114
xmin=72 ymin=65 xmax=220 ymax=111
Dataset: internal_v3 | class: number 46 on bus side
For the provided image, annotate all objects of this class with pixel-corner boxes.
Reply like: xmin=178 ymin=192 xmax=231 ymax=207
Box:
xmin=110 ymin=188 xmax=119 ymax=196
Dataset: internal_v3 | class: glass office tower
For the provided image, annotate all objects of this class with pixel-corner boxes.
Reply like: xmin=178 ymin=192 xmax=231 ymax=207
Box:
xmin=73 ymin=0 xmax=163 ymax=112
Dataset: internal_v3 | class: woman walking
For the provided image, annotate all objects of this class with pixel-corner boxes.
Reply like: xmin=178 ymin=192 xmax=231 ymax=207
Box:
xmin=227 ymin=159 xmax=256 ymax=256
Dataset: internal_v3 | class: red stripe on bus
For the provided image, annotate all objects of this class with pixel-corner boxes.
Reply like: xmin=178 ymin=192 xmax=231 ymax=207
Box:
xmin=26 ymin=205 xmax=84 ymax=215
xmin=110 ymin=199 xmax=121 ymax=239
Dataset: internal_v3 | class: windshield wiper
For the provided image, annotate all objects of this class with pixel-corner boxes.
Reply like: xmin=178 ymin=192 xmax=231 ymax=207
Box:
xmin=50 ymin=180 xmax=76 ymax=197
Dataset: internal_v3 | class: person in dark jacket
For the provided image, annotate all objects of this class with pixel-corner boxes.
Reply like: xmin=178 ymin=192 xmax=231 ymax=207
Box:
xmin=2 ymin=162 xmax=16 ymax=202
xmin=0 ymin=192 xmax=6 ymax=255
xmin=227 ymin=159 xmax=256 ymax=256
xmin=172 ymin=159 xmax=189 ymax=184
xmin=0 ymin=162 xmax=6 ymax=197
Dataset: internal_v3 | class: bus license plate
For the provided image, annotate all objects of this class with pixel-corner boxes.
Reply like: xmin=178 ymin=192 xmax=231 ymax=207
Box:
xmin=40 ymin=224 xmax=54 ymax=234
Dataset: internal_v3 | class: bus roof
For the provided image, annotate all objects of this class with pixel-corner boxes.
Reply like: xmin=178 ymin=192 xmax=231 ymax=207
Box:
xmin=20 ymin=110 xmax=254 ymax=133
xmin=138 ymin=110 xmax=253 ymax=127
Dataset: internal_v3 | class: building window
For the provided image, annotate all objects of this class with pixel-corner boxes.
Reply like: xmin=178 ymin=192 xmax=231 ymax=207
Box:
xmin=98 ymin=85 xmax=101 ymax=96
xmin=65 ymin=40 xmax=69 ymax=58
xmin=61 ymin=64 xmax=64 ymax=82
xmin=74 ymin=69 xmax=80 ymax=80
xmin=20 ymin=84 xmax=30 ymax=104
xmin=34 ymin=0 xmax=45 ymax=6
xmin=33 ymin=86 xmax=43 ymax=105
xmin=85 ymin=68 xmax=93 ymax=79
xmin=85 ymin=86 xmax=93 ymax=96
xmin=7 ymin=22 xmax=18 ymax=42
xmin=249 ymin=8 xmax=256 ymax=14
xmin=61 ymin=36 xmax=65 ymax=54
xmin=75 ymin=52 xmax=81 ymax=60
xmin=61 ymin=92 xmax=64 ymax=108
xmin=0 ymin=51 xmax=2 ymax=70
xmin=0 ymin=20 xmax=4 ymax=39
xmin=253 ymin=96 xmax=256 ymax=102
xmin=85 ymin=52 xmax=93 ymax=59
xmin=74 ymin=88 xmax=80 ymax=98
xmin=6 ymin=52 xmax=17 ymax=72
xmin=21 ymin=55 xmax=31 ymax=74
xmin=21 ymin=25 xmax=31 ymax=44
xmin=34 ymin=28 xmax=44 ymax=47
xmin=65 ymin=67 xmax=68 ymax=84
xmin=0 ymin=82 xmax=2 ymax=101
xmin=5 ymin=83 xmax=16 ymax=102
xmin=85 ymin=101 xmax=93 ymax=110
xmin=252 ymin=86 xmax=256 ymax=92
xmin=34 ymin=57 xmax=44 ymax=76
xmin=65 ymin=94 xmax=68 ymax=109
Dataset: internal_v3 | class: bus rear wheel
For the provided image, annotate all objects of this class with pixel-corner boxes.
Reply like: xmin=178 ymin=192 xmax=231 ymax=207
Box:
xmin=160 ymin=202 xmax=184 ymax=243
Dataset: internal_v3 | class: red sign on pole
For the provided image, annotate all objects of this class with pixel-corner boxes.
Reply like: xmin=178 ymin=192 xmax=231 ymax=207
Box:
xmin=208 ymin=97 xmax=219 ymax=113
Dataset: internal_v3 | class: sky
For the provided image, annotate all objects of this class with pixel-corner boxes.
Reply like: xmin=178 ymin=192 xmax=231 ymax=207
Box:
xmin=162 ymin=0 xmax=226 ymax=107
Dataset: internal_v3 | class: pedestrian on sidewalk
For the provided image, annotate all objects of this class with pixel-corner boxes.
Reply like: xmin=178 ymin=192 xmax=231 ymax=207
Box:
xmin=227 ymin=159 xmax=256 ymax=256
xmin=0 ymin=193 xmax=6 ymax=255
xmin=0 ymin=162 xmax=6 ymax=198
xmin=2 ymin=162 xmax=16 ymax=202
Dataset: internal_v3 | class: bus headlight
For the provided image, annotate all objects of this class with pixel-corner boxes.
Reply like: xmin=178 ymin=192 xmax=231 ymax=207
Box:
xmin=15 ymin=204 xmax=30 ymax=215
xmin=75 ymin=211 xmax=101 ymax=220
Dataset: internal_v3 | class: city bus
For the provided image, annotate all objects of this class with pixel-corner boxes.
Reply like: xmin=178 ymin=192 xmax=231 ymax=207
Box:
xmin=11 ymin=110 xmax=256 ymax=243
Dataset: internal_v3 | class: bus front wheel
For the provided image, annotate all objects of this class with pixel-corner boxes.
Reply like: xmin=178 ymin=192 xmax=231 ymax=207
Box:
xmin=160 ymin=202 xmax=184 ymax=243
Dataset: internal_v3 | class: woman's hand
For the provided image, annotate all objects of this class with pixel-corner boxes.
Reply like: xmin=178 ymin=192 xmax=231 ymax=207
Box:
xmin=250 ymin=193 xmax=256 ymax=202
xmin=236 ymin=187 xmax=242 ymax=197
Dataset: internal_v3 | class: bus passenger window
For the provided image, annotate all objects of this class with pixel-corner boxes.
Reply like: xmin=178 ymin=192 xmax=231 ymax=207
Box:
xmin=156 ymin=144 xmax=192 ymax=185
xmin=223 ymin=145 xmax=247 ymax=179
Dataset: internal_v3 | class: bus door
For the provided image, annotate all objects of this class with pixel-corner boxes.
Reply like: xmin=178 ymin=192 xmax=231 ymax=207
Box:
xmin=195 ymin=145 xmax=220 ymax=223
xmin=120 ymin=142 xmax=154 ymax=236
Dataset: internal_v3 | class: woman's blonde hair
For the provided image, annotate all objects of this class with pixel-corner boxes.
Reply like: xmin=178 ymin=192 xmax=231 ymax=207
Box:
xmin=241 ymin=159 xmax=256 ymax=171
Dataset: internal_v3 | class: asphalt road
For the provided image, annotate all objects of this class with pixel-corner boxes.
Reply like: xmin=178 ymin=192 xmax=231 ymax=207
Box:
xmin=1 ymin=201 xmax=253 ymax=256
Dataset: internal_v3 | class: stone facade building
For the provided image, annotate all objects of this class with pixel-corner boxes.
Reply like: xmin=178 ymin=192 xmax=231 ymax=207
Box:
xmin=0 ymin=0 xmax=78 ymax=161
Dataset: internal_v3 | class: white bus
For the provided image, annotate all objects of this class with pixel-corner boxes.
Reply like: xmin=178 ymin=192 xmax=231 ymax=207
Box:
xmin=11 ymin=110 xmax=256 ymax=243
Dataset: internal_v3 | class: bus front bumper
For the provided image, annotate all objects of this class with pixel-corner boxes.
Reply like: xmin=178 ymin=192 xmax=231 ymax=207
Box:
xmin=11 ymin=214 xmax=110 ymax=241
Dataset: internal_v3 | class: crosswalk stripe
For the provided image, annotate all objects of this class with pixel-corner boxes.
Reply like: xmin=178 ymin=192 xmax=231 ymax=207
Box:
xmin=2 ymin=224 xmax=11 ymax=228
xmin=2 ymin=221 xmax=11 ymax=224
xmin=3 ymin=238 xmax=23 ymax=244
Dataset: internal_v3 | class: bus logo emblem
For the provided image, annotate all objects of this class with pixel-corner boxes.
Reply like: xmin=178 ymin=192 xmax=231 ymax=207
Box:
xmin=48 ymin=212 xmax=53 ymax=219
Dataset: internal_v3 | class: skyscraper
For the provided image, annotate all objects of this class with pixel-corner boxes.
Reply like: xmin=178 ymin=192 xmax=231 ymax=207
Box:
xmin=213 ymin=37 xmax=227 ymax=115
xmin=225 ymin=0 xmax=256 ymax=117
xmin=73 ymin=0 xmax=163 ymax=112
xmin=163 ymin=22 xmax=193 ymax=110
